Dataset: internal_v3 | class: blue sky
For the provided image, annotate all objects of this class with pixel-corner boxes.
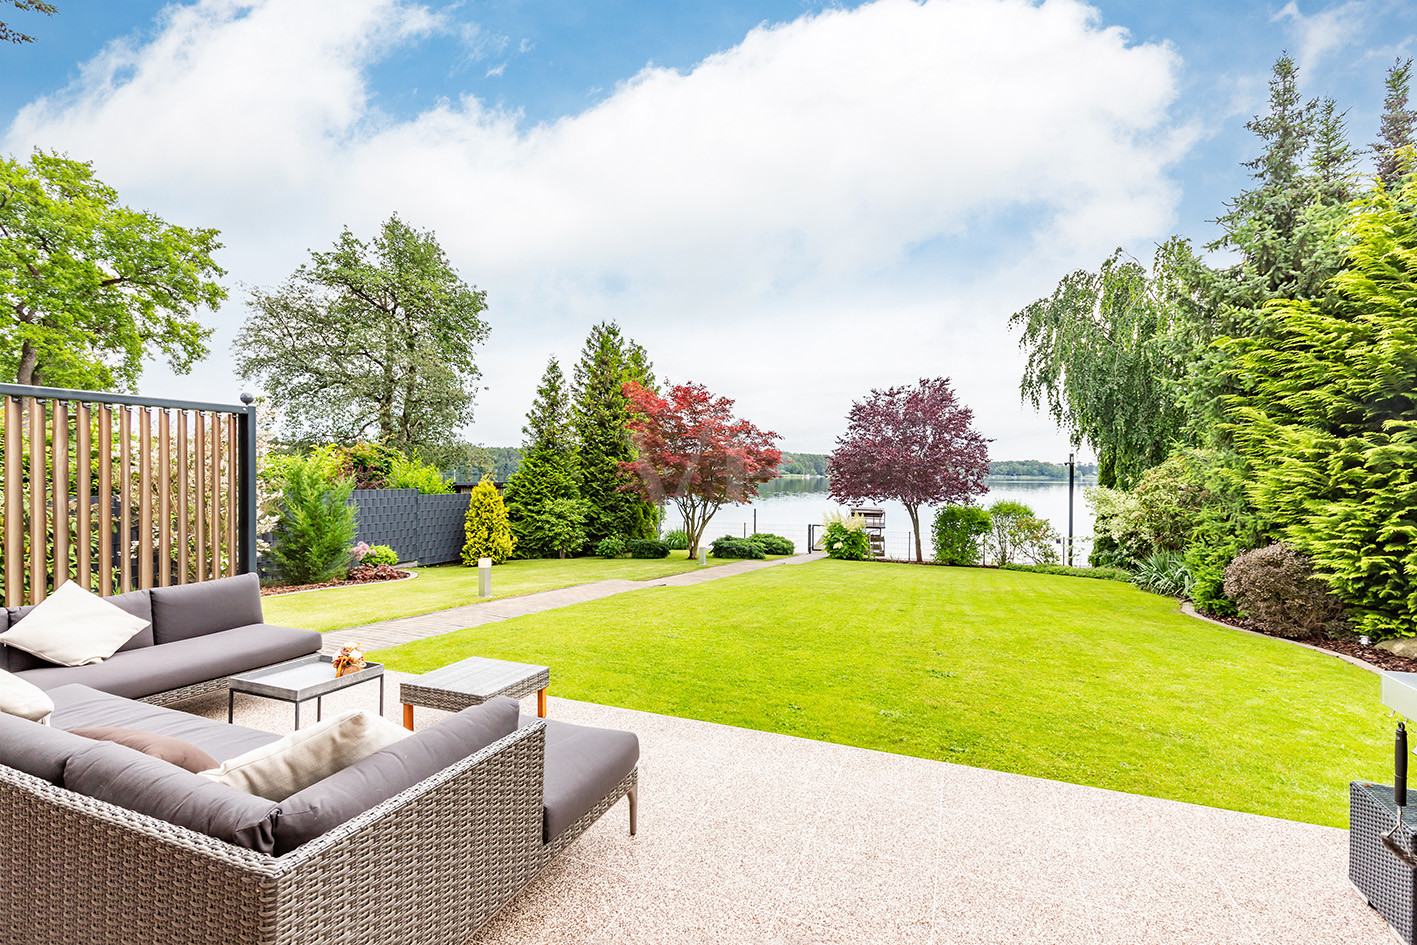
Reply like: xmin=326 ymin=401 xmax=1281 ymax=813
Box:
xmin=2 ymin=0 xmax=1415 ymax=457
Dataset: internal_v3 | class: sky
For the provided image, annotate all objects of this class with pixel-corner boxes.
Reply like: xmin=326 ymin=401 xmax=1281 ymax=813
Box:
xmin=2 ymin=0 xmax=1414 ymax=459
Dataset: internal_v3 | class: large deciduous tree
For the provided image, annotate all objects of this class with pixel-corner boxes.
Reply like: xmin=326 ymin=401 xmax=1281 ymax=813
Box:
xmin=1010 ymin=239 xmax=1206 ymax=487
xmin=0 ymin=150 xmax=225 ymax=390
xmin=235 ymin=213 xmax=489 ymax=454
xmin=621 ymin=381 xmax=781 ymax=558
xmin=826 ymin=377 xmax=990 ymax=563
xmin=570 ymin=321 xmax=657 ymax=547
xmin=503 ymin=357 xmax=583 ymax=557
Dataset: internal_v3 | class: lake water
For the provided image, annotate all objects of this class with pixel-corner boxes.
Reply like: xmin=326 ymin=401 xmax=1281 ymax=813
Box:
xmin=661 ymin=477 xmax=1096 ymax=561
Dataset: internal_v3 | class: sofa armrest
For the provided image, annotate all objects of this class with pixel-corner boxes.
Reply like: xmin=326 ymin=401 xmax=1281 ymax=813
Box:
xmin=0 ymin=720 xmax=548 ymax=945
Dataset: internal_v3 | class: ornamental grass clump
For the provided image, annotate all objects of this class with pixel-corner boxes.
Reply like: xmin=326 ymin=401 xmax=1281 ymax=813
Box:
xmin=1223 ymin=542 xmax=1347 ymax=638
xmin=461 ymin=477 xmax=515 ymax=565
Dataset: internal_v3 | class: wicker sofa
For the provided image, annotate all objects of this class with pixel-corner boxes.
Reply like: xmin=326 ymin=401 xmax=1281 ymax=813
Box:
xmin=0 ymin=574 xmax=640 ymax=944
xmin=1 ymin=572 xmax=321 ymax=704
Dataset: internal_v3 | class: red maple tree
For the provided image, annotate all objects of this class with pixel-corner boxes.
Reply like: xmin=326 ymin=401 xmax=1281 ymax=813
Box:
xmin=621 ymin=381 xmax=782 ymax=557
xmin=827 ymin=377 xmax=991 ymax=562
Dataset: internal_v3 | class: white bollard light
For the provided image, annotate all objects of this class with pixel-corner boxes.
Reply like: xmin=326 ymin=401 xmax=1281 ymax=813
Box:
xmin=698 ymin=547 xmax=707 ymax=566
xmin=479 ymin=557 xmax=492 ymax=597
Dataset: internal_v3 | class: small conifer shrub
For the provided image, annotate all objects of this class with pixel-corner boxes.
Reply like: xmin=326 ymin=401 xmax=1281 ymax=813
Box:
xmin=462 ymin=477 xmax=515 ymax=565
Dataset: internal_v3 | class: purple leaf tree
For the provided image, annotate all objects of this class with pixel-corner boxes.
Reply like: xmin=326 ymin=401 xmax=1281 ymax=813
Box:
xmin=827 ymin=377 xmax=991 ymax=562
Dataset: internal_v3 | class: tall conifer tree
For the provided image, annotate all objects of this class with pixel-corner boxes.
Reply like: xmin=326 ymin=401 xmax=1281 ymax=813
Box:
xmin=503 ymin=358 xmax=582 ymax=557
xmin=571 ymin=322 xmax=657 ymax=546
xmin=1374 ymin=57 xmax=1416 ymax=188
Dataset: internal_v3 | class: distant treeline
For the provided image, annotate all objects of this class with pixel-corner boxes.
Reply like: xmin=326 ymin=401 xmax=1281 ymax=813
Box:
xmin=455 ymin=449 xmax=1091 ymax=483
xmin=989 ymin=459 xmax=1098 ymax=479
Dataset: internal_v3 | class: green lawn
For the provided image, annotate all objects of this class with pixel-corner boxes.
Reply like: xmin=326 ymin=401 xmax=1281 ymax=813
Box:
xmin=371 ymin=559 xmax=1390 ymax=827
xmin=261 ymin=555 xmax=762 ymax=633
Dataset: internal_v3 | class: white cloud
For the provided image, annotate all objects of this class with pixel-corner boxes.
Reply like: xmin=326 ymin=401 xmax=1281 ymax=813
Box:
xmin=1272 ymin=1 xmax=1370 ymax=73
xmin=4 ymin=0 xmax=1189 ymax=459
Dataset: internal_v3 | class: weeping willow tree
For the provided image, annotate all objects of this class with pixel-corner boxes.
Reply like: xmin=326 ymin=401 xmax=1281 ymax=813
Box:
xmin=1009 ymin=237 xmax=1211 ymax=488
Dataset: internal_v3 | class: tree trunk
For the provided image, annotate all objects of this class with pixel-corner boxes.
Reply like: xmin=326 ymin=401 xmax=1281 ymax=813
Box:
xmin=906 ymin=503 xmax=924 ymax=563
xmin=15 ymin=341 xmax=37 ymax=386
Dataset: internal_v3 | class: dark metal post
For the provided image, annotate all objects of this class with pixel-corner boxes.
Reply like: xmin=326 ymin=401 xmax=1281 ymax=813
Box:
xmin=1066 ymin=452 xmax=1075 ymax=567
xmin=237 ymin=393 xmax=258 ymax=575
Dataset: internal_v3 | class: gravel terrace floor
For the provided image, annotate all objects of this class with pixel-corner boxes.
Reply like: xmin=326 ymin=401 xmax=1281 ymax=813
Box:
xmin=186 ymin=674 xmax=1391 ymax=945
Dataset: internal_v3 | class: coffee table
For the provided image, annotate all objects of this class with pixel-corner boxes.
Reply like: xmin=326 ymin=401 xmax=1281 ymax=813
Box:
xmin=400 ymin=656 xmax=550 ymax=730
xmin=227 ymin=655 xmax=385 ymax=729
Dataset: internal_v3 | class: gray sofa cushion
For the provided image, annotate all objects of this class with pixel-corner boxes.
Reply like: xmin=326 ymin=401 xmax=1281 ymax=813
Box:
xmin=4 ymin=587 xmax=155 ymax=672
xmin=48 ymin=684 xmax=280 ymax=763
xmin=273 ymin=697 xmax=520 ymax=854
xmin=64 ymin=739 xmax=280 ymax=853
xmin=0 ymin=710 xmax=98 ymax=784
xmin=149 ymin=573 xmax=263 ymax=645
xmin=18 ymin=623 xmax=320 ymax=700
xmin=535 ymin=717 xmax=639 ymax=843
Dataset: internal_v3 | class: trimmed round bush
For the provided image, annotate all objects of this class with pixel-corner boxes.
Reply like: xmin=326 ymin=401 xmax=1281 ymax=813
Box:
xmin=711 ymin=536 xmax=766 ymax=560
xmin=626 ymin=538 xmax=670 ymax=559
xmin=822 ymin=522 xmax=870 ymax=560
xmin=1223 ymin=542 xmax=1346 ymax=638
xmin=661 ymin=528 xmax=690 ymax=550
xmin=749 ymin=533 xmax=794 ymax=556
xmin=364 ymin=544 xmax=399 ymax=567
xmin=596 ymin=537 xmax=627 ymax=558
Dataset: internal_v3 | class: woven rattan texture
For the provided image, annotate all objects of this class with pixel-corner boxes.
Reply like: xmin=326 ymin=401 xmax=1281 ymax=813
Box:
xmin=401 ymin=662 xmax=551 ymax=713
xmin=1 ymin=724 xmax=554 ymax=944
xmin=1350 ymin=781 xmax=1417 ymax=943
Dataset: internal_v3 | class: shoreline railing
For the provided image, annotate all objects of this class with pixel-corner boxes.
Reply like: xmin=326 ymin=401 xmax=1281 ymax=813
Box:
xmin=0 ymin=384 xmax=257 ymax=607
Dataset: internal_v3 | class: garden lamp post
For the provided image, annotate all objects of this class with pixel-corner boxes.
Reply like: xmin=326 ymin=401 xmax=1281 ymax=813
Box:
xmin=1066 ymin=452 xmax=1075 ymax=567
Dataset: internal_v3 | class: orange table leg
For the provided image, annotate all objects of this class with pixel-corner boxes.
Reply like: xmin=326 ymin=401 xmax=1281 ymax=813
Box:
xmin=537 ymin=688 xmax=548 ymax=718
xmin=402 ymin=704 xmax=414 ymax=731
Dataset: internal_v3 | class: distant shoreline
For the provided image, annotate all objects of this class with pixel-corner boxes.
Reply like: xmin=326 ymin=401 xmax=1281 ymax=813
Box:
xmin=772 ymin=474 xmax=1099 ymax=484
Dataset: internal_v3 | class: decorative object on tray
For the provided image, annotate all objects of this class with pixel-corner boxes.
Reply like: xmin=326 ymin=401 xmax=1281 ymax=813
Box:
xmin=333 ymin=644 xmax=366 ymax=677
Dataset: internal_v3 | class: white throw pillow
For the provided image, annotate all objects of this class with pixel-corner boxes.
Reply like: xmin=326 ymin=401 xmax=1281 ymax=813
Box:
xmin=200 ymin=710 xmax=410 ymax=801
xmin=0 ymin=669 xmax=54 ymax=725
xmin=0 ymin=582 xmax=149 ymax=667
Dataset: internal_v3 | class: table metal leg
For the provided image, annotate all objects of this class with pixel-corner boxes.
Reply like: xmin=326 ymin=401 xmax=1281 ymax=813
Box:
xmin=228 ymin=689 xmax=234 ymax=724
xmin=403 ymin=704 xmax=414 ymax=731
xmin=379 ymin=675 xmax=385 ymax=716
xmin=317 ymin=695 xmax=323 ymax=722
xmin=294 ymin=699 xmax=301 ymax=731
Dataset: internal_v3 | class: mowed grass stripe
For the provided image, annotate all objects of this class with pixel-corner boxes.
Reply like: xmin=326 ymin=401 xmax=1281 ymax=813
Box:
xmin=372 ymin=559 xmax=1389 ymax=827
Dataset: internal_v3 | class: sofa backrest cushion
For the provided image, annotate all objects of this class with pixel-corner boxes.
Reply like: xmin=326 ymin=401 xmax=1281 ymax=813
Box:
xmin=64 ymin=739 xmax=279 ymax=853
xmin=149 ymin=573 xmax=263 ymax=645
xmin=4 ymin=587 xmax=154 ymax=672
xmin=272 ymin=697 xmax=520 ymax=854
xmin=0 ymin=710 xmax=96 ymax=784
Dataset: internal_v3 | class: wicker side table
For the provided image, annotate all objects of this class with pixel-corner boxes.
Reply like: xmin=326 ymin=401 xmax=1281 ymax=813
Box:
xmin=1351 ymin=780 xmax=1417 ymax=943
xmin=401 ymin=656 xmax=551 ymax=730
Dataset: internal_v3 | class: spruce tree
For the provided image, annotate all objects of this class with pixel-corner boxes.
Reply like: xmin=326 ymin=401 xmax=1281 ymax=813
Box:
xmin=503 ymin=358 xmax=583 ymax=557
xmin=571 ymin=322 xmax=658 ymax=547
xmin=1374 ymin=57 xmax=1416 ymax=188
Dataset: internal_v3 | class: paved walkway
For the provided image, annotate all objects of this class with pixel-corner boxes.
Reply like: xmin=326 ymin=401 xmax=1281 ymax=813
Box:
xmin=321 ymin=552 xmax=827 ymax=655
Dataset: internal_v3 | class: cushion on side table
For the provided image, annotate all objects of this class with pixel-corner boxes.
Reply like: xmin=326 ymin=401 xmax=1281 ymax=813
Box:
xmin=0 ymin=582 xmax=149 ymax=667
xmin=273 ymin=696 xmax=521 ymax=854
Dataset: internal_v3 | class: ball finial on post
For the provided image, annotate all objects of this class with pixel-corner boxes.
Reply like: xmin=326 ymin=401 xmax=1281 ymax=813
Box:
xmin=239 ymin=392 xmax=255 ymax=405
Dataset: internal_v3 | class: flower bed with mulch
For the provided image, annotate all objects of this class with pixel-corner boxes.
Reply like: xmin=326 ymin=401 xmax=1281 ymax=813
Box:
xmin=1197 ymin=607 xmax=1417 ymax=672
xmin=260 ymin=565 xmax=413 ymax=597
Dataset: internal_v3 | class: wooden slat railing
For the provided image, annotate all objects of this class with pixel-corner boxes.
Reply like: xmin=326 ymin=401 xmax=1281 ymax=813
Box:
xmin=0 ymin=386 xmax=258 ymax=607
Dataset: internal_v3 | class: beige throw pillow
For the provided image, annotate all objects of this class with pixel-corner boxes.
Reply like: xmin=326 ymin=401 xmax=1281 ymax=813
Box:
xmin=200 ymin=710 xmax=410 ymax=801
xmin=0 ymin=581 xmax=149 ymax=666
xmin=0 ymin=669 xmax=54 ymax=724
